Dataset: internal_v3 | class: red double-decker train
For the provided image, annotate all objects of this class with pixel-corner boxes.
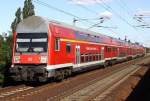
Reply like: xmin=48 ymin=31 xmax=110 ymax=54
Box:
xmin=9 ymin=16 xmax=145 ymax=82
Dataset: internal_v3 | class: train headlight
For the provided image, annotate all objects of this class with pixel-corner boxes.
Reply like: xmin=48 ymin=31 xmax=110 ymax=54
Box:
xmin=40 ymin=56 xmax=47 ymax=63
xmin=11 ymin=65 xmax=14 ymax=68
xmin=14 ymin=56 xmax=20 ymax=63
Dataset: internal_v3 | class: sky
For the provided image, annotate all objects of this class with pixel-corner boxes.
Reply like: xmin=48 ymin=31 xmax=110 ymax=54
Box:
xmin=0 ymin=0 xmax=150 ymax=47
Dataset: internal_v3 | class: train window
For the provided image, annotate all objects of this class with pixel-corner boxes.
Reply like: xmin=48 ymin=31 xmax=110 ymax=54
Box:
xmin=93 ymin=54 xmax=96 ymax=61
xmin=107 ymin=47 xmax=111 ymax=52
xmin=16 ymin=33 xmax=48 ymax=53
xmin=96 ymin=54 xmax=99 ymax=60
xmin=109 ymin=48 xmax=111 ymax=52
xmin=81 ymin=54 xmax=85 ymax=63
xmin=89 ymin=54 xmax=92 ymax=61
xmin=55 ymin=38 xmax=60 ymax=51
xmin=85 ymin=54 xmax=88 ymax=62
xmin=97 ymin=54 xmax=99 ymax=60
xmin=113 ymin=48 xmax=115 ymax=52
xmin=66 ymin=42 xmax=71 ymax=53
xmin=98 ymin=54 xmax=101 ymax=60
xmin=105 ymin=46 xmax=109 ymax=52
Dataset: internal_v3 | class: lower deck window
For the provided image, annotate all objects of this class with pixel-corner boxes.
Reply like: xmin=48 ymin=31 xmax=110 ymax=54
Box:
xmin=85 ymin=54 xmax=88 ymax=62
xmin=89 ymin=54 xmax=92 ymax=61
xmin=93 ymin=55 xmax=96 ymax=61
xmin=81 ymin=54 xmax=85 ymax=63
xmin=98 ymin=54 xmax=101 ymax=60
xmin=96 ymin=54 xmax=99 ymax=60
xmin=81 ymin=53 xmax=101 ymax=63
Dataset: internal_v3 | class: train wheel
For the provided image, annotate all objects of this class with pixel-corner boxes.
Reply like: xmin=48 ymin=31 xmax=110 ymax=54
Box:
xmin=109 ymin=60 xmax=113 ymax=66
xmin=64 ymin=70 xmax=68 ymax=78
xmin=104 ymin=61 xmax=109 ymax=68
xmin=68 ymin=69 xmax=72 ymax=76
xmin=38 ymin=71 xmax=48 ymax=82
xmin=55 ymin=71 xmax=64 ymax=82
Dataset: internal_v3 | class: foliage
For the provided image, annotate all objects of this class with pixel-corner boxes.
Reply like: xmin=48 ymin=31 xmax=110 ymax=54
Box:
xmin=23 ymin=0 xmax=35 ymax=19
xmin=6 ymin=35 xmax=13 ymax=63
xmin=0 ymin=34 xmax=13 ymax=85
xmin=11 ymin=0 xmax=35 ymax=32
xmin=0 ymin=34 xmax=13 ymax=72
xmin=0 ymin=35 xmax=5 ymax=69
xmin=11 ymin=8 xmax=22 ymax=33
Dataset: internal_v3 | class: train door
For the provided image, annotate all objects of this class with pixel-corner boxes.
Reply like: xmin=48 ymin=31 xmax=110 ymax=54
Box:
xmin=101 ymin=47 xmax=104 ymax=60
xmin=75 ymin=45 xmax=80 ymax=64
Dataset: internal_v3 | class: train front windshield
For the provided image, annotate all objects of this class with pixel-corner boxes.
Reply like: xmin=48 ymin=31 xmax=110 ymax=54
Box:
xmin=16 ymin=33 xmax=48 ymax=54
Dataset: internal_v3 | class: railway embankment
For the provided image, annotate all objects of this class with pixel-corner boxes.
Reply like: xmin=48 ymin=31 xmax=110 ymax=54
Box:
xmin=102 ymin=62 xmax=150 ymax=101
xmin=125 ymin=64 xmax=150 ymax=101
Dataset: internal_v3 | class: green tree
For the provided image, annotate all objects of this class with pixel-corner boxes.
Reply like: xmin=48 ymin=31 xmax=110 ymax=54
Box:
xmin=0 ymin=33 xmax=13 ymax=71
xmin=15 ymin=8 xmax=22 ymax=24
xmin=11 ymin=18 xmax=17 ymax=33
xmin=23 ymin=0 xmax=35 ymax=19
xmin=0 ymin=35 xmax=3 ymax=64
xmin=6 ymin=34 xmax=13 ymax=62
xmin=11 ymin=8 xmax=22 ymax=33
xmin=0 ymin=36 xmax=6 ymax=72
xmin=0 ymin=34 xmax=13 ymax=86
xmin=11 ymin=0 xmax=35 ymax=32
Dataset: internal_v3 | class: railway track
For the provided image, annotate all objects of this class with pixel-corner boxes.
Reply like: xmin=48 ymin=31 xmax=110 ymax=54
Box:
xmin=59 ymin=64 xmax=141 ymax=101
xmin=47 ymin=56 xmax=150 ymax=101
xmin=0 ymin=85 xmax=33 ymax=98
xmin=0 ymin=55 xmax=149 ymax=101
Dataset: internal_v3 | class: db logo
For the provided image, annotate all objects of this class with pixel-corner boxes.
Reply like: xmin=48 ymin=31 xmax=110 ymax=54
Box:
xmin=28 ymin=57 xmax=33 ymax=61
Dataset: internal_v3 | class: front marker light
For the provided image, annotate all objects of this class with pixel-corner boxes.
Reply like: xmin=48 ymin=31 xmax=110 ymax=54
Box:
xmin=14 ymin=56 xmax=20 ymax=63
xmin=11 ymin=65 xmax=14 ymax=68
xmin=40 ymin=56 xmax=47 ymax=63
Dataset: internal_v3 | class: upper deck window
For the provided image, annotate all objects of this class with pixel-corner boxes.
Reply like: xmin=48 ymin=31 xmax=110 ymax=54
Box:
xmin=55 ymin=38 xmax=60 ymax=51
xmin=66 ymin=42 xmax=71 ymax=53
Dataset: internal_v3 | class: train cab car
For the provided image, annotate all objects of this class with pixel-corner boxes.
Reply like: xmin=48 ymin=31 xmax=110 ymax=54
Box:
xmin=9 ymin=16 xmax=145 ymax=82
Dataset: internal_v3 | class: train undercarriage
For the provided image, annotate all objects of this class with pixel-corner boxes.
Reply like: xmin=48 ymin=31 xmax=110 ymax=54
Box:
xmin=9 ymin=65 xmax=48 ymax=82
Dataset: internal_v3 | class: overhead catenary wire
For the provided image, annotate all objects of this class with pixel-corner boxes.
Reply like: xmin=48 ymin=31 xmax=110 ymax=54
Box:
xmin=134 ymin=14 xmax=150 ymax=28
xmin=116 ymin=0 xmax=133 ymax=16
xmin=33 ymin=0 xmax=95 ymax=27
xmin=114 ymin=0 xmax=145 ymax=30
xmin=34 ymin=0 xmax=143 ymax=43
xmin=115 ymin=0 xmax=150 ymax=28
xmin=34 ymin=0 xmax=79 ymax=18
xmin=97 ymin=0 xmax=136 ymax=30
xmin=118 ymin=0 xmax=150 ymax=28
xmin=76 ymin=4 xmax=99 ymax=15
xmin=34 ymin=0 xmax=118 ymax=34
xmin=95 ymin=0 xmax=146 ymax=43
xmin=70 ymin=1 xmax=121 ymax=36
xmin=72 ymin=2 xmax=119 ymax=33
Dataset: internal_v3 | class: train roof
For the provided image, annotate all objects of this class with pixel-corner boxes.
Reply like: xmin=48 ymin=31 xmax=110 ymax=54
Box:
xmin=16 ymin=16 xmax=143 ymax=48
xmin=17 ymin=16 xmax=113 ymax=38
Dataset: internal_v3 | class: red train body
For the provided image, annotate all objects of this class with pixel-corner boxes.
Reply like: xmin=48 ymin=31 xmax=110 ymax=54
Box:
xmin=9 ymin=16 xmax=145 ymax=82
